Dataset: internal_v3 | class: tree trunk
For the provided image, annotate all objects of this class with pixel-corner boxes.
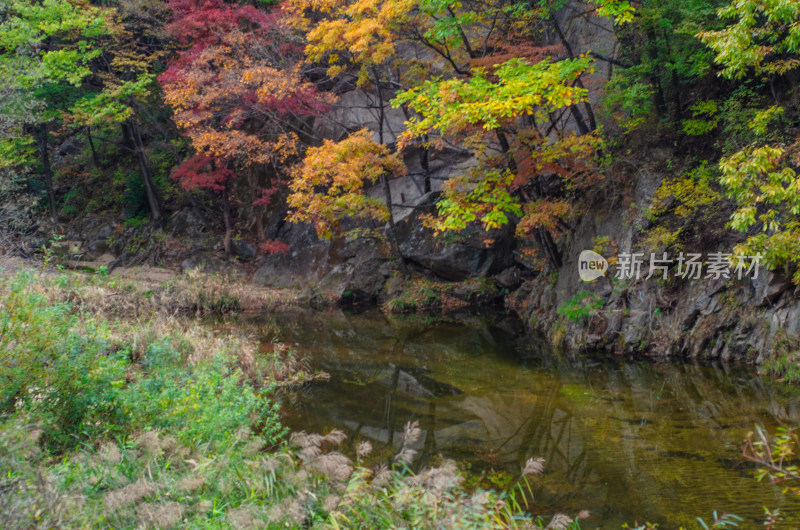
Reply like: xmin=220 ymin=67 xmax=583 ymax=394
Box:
xmin=551 ymin=15 xmax=597 ymax=132
xmin=222 ymin=192 xmax=233 ymax=257
xmin=249 ymin=167 xmax=266 ymax=241
xmin=255 ymin=209 xmax=266 ymax=242
xmin=569 ymin=104 xmax=591 ymax=136
xmin=663 ymin=29 xmax=682 ymax=125
xmin=646 ymin=30 xmax=667 ymax=117
xmin=495 ymin=128 xmax=562 ymax=269
xmin=372 ymin=68 xmax=408 ymax=273
xmin=420 ymin=139 xmax=432 ymax=194
xmin=124 ymin=119 xmax=162 ymax=223
xmin=86 ymin=128 xmax=101 ymax=168
xmin=399 ymin=105 xmax=433 ymax=195
xmin=380 ymin=173 xmax=408 ymax=274
xmin=37 ymin=123 xmax=56 ymax=220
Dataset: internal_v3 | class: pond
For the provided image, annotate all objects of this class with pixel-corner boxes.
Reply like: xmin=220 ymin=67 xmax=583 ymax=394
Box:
xmin=238 ymin=309 xmax=800 ymax=527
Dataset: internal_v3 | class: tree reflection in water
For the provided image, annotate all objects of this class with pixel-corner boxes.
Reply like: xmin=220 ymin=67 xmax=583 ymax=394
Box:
xmin=235 ymin=310 xmax=800 ymax=527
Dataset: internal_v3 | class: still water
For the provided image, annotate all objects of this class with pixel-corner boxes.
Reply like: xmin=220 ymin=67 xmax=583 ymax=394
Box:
xmin=242 ymin=309 xmax=800 ymax=527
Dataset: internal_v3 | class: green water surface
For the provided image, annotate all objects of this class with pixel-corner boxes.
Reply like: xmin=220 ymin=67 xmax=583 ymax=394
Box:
xmin=243 ymin=310 xmax=800 ymax=528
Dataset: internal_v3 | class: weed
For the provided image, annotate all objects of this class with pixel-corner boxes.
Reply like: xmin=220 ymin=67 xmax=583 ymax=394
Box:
xmin=557 ymin=291 xmax=604 ymax=323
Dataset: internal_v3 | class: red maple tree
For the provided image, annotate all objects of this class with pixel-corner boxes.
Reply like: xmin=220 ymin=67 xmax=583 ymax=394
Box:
xmin=160 ymin=0 xmax=331 ymax=254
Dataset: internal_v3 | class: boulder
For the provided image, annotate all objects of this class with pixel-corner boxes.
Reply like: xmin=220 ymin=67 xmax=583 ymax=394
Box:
xmin=395 ymin=193 xmax=516 ymax=281
xmin=166 ymin=209 xmax=207 ymax=239
xmin=495 ymin=267 xmax=522 ymax=290
xmin=317 ymin=240 xmax=390 ymax=304
xmin=754 ymin=272 xmax=792 ymax=307
xmin=253 ymin=223 xmax=393 ymax=304
xmin=253 ymin=223 xmax=333 ymax=288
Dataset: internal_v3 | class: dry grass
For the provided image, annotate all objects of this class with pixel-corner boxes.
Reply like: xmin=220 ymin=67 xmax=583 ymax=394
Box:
xmin=64 ymin=268 xmax=300 ymax=317
xmin=0 ymin=256 xmax=302 ymax=317
xmin=104 ymin=479 xmax=162 ymax=511
xmin=0 ymin=264 xmax=586 ymax=529
xmin=0 ymin=266 xmax=327 ymax=393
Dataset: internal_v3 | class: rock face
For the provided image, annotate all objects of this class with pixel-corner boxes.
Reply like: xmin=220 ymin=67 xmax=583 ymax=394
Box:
xmin=394 ymin=193 xmax=516 ymax=281
xmin=250 ymin=192 xmax=520 ymax=304
xmin=253 ymin=223 xmax=341 ymax=289
xmin=252 ymin=222 xmax=395 ymax=304
xmin=509 ymin=159 xmax=800 ymax=364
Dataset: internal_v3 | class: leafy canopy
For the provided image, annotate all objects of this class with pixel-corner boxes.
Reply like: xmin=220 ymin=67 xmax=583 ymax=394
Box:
xmin=288 ymin=129 xmax=405 ymax=239
xmin=393 ymin=54 xmax=597 ymax=237
xmin=699 ymin=0 xmax=800 ymax=79
xmin=395 ymin=56 xmax=592 ymax=137
xmin=699 ymin=0 xmax=800 ymax=281
xmin=0 ymin=0 xmax=113 ymax=168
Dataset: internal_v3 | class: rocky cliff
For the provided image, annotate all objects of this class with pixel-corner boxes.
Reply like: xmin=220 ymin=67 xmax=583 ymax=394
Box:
xmin=509 ymin=149 xmax=800 ymax=367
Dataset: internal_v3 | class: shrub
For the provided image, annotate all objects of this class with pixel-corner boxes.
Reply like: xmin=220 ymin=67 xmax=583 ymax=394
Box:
xmin=122 ymin=356 xmax=285 ymax=449
xmin=0 ymin=271 xmax=283 ymax=452
xmin=557 ymin=291 xmax=604 ymax=323
xmin=0 ymin=272 xmax=128 ymax=449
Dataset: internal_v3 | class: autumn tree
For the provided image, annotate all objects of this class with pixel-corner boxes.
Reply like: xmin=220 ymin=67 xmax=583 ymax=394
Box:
xmin=288 ymin=128 xmax=407 ymax=263
xmin=698 ymin=1 xmax=800 ymax=282
xmin=394 ymin=54 xmax=602 ymax=268
xmin=286 ymin=0 xmax=423 ymax=193
xmin=287 ymin=0 xmax=618 ymax=270
xmin=385 ymin=0 xmax=642 ymax=269
xmin=285 ymin=0 xmax=424 ymax=267
xmin=161 ymin=0 xmax=329 ymax=255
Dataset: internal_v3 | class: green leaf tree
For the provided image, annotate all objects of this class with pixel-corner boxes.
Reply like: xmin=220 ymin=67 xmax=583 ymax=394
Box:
xmin=0 ymin=0 xmax=167 ymax=222
xmin=0 ymin=0 xmax=112 ymax=219
xmin=699 ymin=0 xmax=800 ymax=282
xmin=394 ymin=54 xmax=602 ymax=268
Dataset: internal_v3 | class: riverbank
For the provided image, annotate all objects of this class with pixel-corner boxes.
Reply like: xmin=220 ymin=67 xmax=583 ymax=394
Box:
xmin=12 ymin=166 xmax=800 ymax=384
xmin=0 ymin=265 xmax=582 ymax=529
xmin=3 ymin=261 xmax=799 ymax=527
xmin=7 ymin=238 xmax=800 ymax=387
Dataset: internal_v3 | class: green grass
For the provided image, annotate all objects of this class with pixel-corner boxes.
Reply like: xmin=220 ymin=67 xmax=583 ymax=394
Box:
xmin=382 ymin=276 xmax=499 ymax=314
xmin=761 ymin=352 xmax=800 ymax=383
xmin=0 ymin=270 xmax=580 ymax=529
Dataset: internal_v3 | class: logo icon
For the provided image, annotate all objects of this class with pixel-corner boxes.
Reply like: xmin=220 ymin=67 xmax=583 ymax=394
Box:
xmin=579 ymin=250 xmax=608 ymax=282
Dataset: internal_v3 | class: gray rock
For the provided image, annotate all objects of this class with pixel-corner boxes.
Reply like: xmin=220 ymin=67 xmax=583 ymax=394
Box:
xmin=166 ymin=209 xmax=206 ymax=239
xmin=755 ymin=272 xmax=792 ymax=306
xmin=495 ymin=267 xmax=522 ymax=290
xmin=85 ymin=238 xmax=110 ymax=256
xmin=317 ymin=240 xmax=390 ymax=304
xmin=26 ymin=237 xmax=46 ymax=252
xmin=395 ymin=193 xmax=515 ymax=281
xmin=252 ymin=223 xmax=393 ymax=305
xmin=253 ymin=223 xmax=333 ymax=288
xmin=232 ymin=240 xmax=257 ymax=261
xmin=180 ymin=254 xmax=228 ymax=274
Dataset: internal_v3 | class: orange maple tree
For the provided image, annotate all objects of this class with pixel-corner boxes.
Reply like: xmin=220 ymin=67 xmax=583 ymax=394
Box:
xmin=288 ymin=129 xmax=405 ymax=238
xmin=160 ymin=1 xmax=331 ymax=254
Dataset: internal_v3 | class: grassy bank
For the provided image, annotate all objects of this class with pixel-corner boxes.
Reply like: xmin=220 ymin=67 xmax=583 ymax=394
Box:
xmin=0 ymin=268 xmax=583 ymax=529
xmin=0 ymin=254 xmax=300 ymax=317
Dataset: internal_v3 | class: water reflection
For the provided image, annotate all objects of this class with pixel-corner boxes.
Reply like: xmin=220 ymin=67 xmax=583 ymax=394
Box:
xmin=241 ymin=310 xmax=800 ymax=527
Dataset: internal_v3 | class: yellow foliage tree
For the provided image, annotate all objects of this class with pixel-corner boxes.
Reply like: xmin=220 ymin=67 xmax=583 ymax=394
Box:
xmin=288 ymin=129 xmax=407 ymax=262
